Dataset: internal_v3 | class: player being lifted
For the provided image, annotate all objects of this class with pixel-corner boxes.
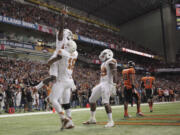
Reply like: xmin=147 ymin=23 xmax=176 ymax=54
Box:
xmin=35 ymin=7 xmax=73 ymax=91
xmin=141 ymin=72 xmax=155 ymax=112
xmin=122 ymin=61 xmax=144 ymax=118
xmin=83 ymin=49 xmax=118 ymax=128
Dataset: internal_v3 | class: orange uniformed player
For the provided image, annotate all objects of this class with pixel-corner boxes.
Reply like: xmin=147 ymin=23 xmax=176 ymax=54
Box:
xmin=141 ymin=72 xmax=155 ymax=112
xmin=122 ymin=61 xmax=144 ymax=118
xmin=169 ymin=88 xmax=174 ymax=101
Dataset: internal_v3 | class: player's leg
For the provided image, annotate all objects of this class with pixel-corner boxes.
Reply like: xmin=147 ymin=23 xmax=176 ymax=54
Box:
xmin=124 ymin=88 xmax=132 ymax=118
xmin=134 ymin=89 xmax=144 ymax=116
xmin=35 ymin=75 xmax=56 ymax=90
xmin=62 ymin=88 xmax=74 ymax=129
xmin=35 ymin=61 xmax=58 ymax=90
xmin=83 ymin=84 xmax=101 ymax=124
xmin=49 ymin=81 xmax=69 ymax=128
xmin=146 ymin=89 xmax=153 ymax=112
xmin=102 ymin=83 xmax=114 ymax=128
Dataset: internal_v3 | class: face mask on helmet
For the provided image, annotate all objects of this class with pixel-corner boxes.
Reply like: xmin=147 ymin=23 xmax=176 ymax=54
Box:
xmin=64 ymin=40 xmax=77 ymax=54
xmin=63 ymin=29 xmax=73 ymax=40
xmin=128 ymin=61 xmax=135 ymax=68
xmin=99 ymin=49 xmax=113 ymax=62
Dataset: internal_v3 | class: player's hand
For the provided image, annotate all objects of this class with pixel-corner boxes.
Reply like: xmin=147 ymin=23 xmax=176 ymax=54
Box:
xmin=61 ymin=6 xmax=68 ymax=17
xmin=71 ymin=84 xmax=76 ymax=92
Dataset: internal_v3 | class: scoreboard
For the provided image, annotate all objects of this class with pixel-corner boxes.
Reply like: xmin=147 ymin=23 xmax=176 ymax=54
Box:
xmin=176 ymin=4 xmax=180 ymax=30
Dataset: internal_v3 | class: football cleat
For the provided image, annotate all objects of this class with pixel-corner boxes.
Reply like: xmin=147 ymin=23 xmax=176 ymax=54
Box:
xmin=64 ymin=120 xmax=75 ymax=129
xmin=136 ymin=112 xmax=144 ymax=117
xmin=60 ymin=118 xmax=69 ymax=131
xmin=104 ymin=121 xmax=115 ymax=128
xmin=82 ymin=118 xmax=96 ymax=125
xmin=124 ymin=115 xmax=132 ymax=119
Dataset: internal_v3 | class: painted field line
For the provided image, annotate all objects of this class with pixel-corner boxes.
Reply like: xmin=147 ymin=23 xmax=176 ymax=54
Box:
xmin=0 ymin=101 xmax=180 ymax=118
xmin=145 ymin=114 xmax=180 ymax=117
xmin=128 ymin=117 xmax=180 ymax=120
xmin=97 ymin=122 xmax=180 ymax=126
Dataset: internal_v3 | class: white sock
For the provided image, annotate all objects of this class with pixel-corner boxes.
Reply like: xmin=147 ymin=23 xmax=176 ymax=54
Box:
xmin=107 ymin=113 xmax=113 ymax=122
xmin=35 ymin=81 xmax=44 ymax=90
xmin=65 ymin=109 xmax=71 ymax=119
xmin=90 ymin=111 xmax=96 ymax=119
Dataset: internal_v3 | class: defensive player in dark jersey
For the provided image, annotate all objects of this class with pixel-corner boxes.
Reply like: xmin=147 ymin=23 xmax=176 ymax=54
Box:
xmin=141 ymin=72 xmax=155 ymax=112
xmin=122 ymin=61 xmax=144 ymax=118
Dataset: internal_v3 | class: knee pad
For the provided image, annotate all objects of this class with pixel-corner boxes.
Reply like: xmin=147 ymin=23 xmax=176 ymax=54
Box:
xmin=62 ymin=103 xmax=70 ymax=110
xmin=104 ymin=103 xmax=112 ymax=113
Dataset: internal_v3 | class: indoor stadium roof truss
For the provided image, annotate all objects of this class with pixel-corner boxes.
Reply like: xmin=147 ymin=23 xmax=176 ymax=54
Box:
xmin=55 ymin=0 xmax=170 ymax=26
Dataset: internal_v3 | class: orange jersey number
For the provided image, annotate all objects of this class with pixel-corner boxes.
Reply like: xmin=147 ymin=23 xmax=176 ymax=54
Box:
xmin=68 ymin=58 xmax=77 ymax=70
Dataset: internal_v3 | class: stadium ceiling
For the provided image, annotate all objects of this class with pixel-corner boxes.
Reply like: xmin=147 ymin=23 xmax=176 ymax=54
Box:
xmin=55 ymin=0 xmax=170 ymax=26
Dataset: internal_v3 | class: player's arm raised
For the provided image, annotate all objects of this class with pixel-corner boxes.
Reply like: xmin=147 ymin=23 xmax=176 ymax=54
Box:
xmin=57 ymin=7 xmax=67 ymax=41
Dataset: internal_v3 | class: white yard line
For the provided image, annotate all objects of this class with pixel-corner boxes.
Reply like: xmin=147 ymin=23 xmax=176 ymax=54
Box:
xmin=0 ymin=101 xmax=179 ymax=118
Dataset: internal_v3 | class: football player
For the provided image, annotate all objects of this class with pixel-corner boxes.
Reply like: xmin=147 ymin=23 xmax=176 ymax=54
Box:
xmin=49 ymin=40 xmax=78 ymax=130
xmin=122 ymin=61 xmax=144 ymax=118
xmin=141 ymin=72 xmax=155 ymax=112
xmin=83 ymin=49 xmax=117 ymax=128
xmin=34 ymin=7 xmax=73 ymax=91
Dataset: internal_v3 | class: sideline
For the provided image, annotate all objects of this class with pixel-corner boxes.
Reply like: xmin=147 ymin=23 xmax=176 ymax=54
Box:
xmin=0 ymin=101 xmax=179 ymax=118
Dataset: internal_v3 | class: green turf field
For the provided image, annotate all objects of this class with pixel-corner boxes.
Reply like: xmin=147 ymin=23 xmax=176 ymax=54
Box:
xmin=0 ymin=102 xmax=180 ymax=135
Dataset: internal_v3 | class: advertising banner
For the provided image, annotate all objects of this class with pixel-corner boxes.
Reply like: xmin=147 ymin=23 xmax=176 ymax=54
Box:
xmin=0 ymin=40 xmax=35 ymax=50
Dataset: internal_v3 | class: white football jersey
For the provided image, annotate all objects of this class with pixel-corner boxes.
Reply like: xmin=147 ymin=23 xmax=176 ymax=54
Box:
xmin=100 ymin=58 xmax=117 ymax=83
xmin=56 ymin=49 xmax=78 ymax=81
xmin=56 ymin=37 xmax=68 ymax=51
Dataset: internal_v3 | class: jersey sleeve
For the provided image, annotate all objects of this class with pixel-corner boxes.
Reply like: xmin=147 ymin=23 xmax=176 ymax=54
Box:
xmin=107 ymin=58 xmax=117 ymax=66
xmin=58 ymin=49 xmax=69 ymax=57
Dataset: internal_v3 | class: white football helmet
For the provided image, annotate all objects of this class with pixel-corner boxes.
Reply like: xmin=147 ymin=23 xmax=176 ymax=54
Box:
xmin=64 ymin=40 xmax=77 ymax=54
xmin=63 ymin=29 xmax=73 ymax=40
xmin=99 ymin=49 xmax=113 ymax=62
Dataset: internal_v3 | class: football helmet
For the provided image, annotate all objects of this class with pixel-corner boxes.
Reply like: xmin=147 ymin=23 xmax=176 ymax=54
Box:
xmin=63 ymin=29 xmax=73 ymax=40
xmin=128 ymin=61 xmax=135 ymax=68
xmin=146 ymin=72 xmax=151 ymax=76
xmin=64 ymin=40 xmax=77 ymax=54
xmin=99 ymin=49 xmax=113 ymax=62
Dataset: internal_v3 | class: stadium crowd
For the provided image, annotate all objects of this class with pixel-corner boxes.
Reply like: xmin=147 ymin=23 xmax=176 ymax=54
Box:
xmin=0 ymin=0 xmax=156 ymax=55
xmin=0 ymin=57 xmax=179 ymax=114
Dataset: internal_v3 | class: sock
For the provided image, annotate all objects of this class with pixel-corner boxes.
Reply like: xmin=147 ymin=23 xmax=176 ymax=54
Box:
xmin=35 ymin=81 xmax=44 ymax=90
xmin=149 ymin=102 xmax=151 ymax=109
xmin=150 ymin=102 xmax=153 ymax=110
xmin=65 ymin=109 xmax=71 ymax=119
xmin=124 ymin=108 xmax=128 ymax=116
xmin=90 ymin=111 xmax=96 ymax=119
xmin=107 ymin=113 xmax=113 ymax=122
xmin=137 ymin=105 xmax=141 ymax=113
